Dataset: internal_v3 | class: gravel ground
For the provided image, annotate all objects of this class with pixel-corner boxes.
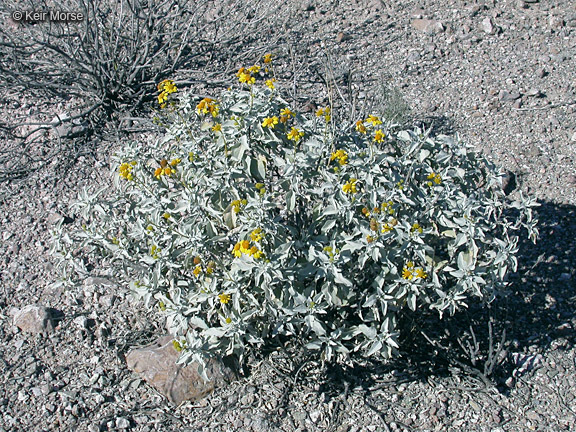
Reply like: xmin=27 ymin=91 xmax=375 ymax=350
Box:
xmin=1 ymin=0 xmax=575 ymax=431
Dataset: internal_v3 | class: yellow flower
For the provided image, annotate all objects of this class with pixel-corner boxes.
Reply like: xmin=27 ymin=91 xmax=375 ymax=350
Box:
xmin=402 ymin=267 xmax=413 ymax=280
xmin=158 ymin=79 xmax=177 ymax=94
xmin=225 ymin=317 xmax=232 ymax=324
xmin=193 ymin=265 xmax=202 ymax=277
xmin=163 ymin=167 xmax=173 ymax=176
xmin=411 ymin=223 xmax=423 ymax=234
xmin=163 ymin=212 xmax=171 ymax=220
xmin=212 ymin=123 xmax=222 ymax=133
xmin=206 ymin=261 xmax=215 ymax=275
xmin=219 ymin=293 xmax=231 ymax=304
xmin=287 ymin=127 xmax=304 ymax=142
xmin=316 ymin=106 xmax=331 ymax=122
xmin=381 ymin=223 xmax=393 ymax=233
xmin=232 ymin=243 xmax=242 ymax=257
xmin=355 ymin=120 xmax=367 ymax=134
xmin=374 ymin=129 xmax=385 ymax=143
xmin=365 ymin=115 xmax=382 ymax=126
xmin=415 ymin=268 xmax=428 ymax=279
xmin=280 ymin=108 xmax=294 ymax=123
xmin=330 ymin=149 xmax=348 ymax=166
xmin=366 ymin=235 xmax=375 ymax=243
xmin=172 ymin=340 xmax=183 ymax=352
xmin=240 ymin=240 xmax=250 ymax=252
xmin=427 ymin=172 xmax=442 ymax=186
xmin=263 ymin=53 xmax=273 ymax=64
xmin=381 ymin=200 xmax=394 ymax=214
xmin=170 ymin=158 xmax=181 ymax=166
xmin=237 ymin=67 xmax=256 ymax=85
xmin=342 ymin=178 xmax=358 ymax=194
xmin=361 ymin=207 xmax=370 ymax=217
xmin=262 ymin=116 xmax=279 ymax=128
xmin=250 ymin=228 xmax=263 ymax=242
xmin=247 ymin=65 xmax=261 ymax=74
xmin=196 ymin=97 xmax=219 ymax=117
xmin=119 ymin=162 xmax=134 ymax=181
xmin=265 ymin=79 xmax=276 ymax=89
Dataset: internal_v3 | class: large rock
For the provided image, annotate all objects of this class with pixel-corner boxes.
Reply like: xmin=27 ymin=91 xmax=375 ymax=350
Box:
xmin=12 ymin=305 xmax=55 ymax=335
xmin=411 ymin=19 xmax=445 ymax=34
xmin=126 ymin=335 xmax=237 ymax=405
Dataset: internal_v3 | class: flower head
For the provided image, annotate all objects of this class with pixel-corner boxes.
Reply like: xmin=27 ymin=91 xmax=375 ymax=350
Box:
xmin=219 ymin=293 xmax=231 ymax=304
xmin=287 ymin=127 xmax=304 ymax=142
xmin=330 ymin=149 xmax=348 ymax=166
xmin=263 ymin=53 xmax=273 ymax=64
xmin=355 ymin=120 xmax=367 ymax=134
xmin=119 ymin=162 xmax=135 ymax=181
xmin=280 ymin=108 xmax=294 ymax=123
xmin=262 ymin=116 xmax=279 ymax=128
xmin=374 ymin=129 xmax=385 ymax=143
xmin=250 ymin=227 xmax=263 ymax=242
xmin=365 ymin=115 xmax=382 ymax=126
xmin=265 ymin=79 xmax=276 ymax=89
xmin=342 ymin=178 xmax=358 ymax=194
xmin=196 ymin=97 xmax=219 ymax=117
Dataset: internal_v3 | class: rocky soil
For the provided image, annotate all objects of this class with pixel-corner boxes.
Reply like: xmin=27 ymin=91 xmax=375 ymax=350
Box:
xmin=1 ymin=0 xmax=575 ymax=431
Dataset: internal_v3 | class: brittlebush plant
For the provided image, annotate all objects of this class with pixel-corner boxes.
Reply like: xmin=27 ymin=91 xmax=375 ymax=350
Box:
xmin=52 ymin=57 xmax=538 ymax=379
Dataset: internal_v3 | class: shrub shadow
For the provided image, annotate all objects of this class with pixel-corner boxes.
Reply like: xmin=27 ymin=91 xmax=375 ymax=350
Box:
xmin=314 ymin=199 xmax=576 ymax=402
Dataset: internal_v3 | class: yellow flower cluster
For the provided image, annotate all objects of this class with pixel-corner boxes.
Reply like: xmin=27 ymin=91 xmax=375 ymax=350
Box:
xmin=280 ymin=107 xmax=294 ymax=123
xmin=411 ymin=223 xmax=423 ymax=234
xmin=192 ymin=257 xmax=215 ymax=277
xmin=355 ymin=115 xmax=382 ymax=134
xmin=402 ymin=261 xmax=428 ymax=280
xmin=262 ymin=116 xmax=279 ymax=129
xmin=263 ymin=53 xmax=273 ymax=64
xmin=237 ymin=66 xmax=258 ymax=85
xmin=231 ymin=199 xmax=248 ymax=213
xmin=427 ymin=172 xmax=442 ymax=186
xmin=255 ymin=183 xmax=265 ymax=196
xmin=323 ymin=246 xmax=340 ymax=259
xmin=196 ymin=97 xmax=219 ymax=117
xmin=232 ymin=239 xmax=263 ymax=259
xmin=150 ymin=245 xmax=161 ymax=259
xmin=250 ymin=227 xmax=263 ymax=242
xmin=212 ymin=123 xmax=222 ymax=133
xmin=265 ymin=78 xmax=276 ymax=89
xmin=154 ymin=158 xmax=180 ymax=179
xmin=330 ymin=149 xmax=348 ymax=166
xmin=355 ymin=120 xmax=367 ymax=134
xmin=157 ymin=79 xmax=177 ymax=108
xmin=119 ymin=161 xmax=136 ymax=181
xmin=316 ymin=106 xmax=331 ymax=122
xmin=342 ymin=178 xmax=358 ymax=194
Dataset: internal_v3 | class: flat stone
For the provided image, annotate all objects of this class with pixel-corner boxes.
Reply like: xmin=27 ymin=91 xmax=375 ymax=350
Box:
xmin=411 ymin=19 xmax=445 ymax=34
xmin=480 ymin=17 xmax=496 ymax=34
xmin=126 ymin=335 xmax=237 ymax=405
xmin=12 ymin=305 xmax=55 ymax=335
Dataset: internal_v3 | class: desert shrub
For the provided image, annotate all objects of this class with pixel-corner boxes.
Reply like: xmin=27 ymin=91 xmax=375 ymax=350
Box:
xmin=52 ymin=58 xmax=538 ymax=378
xmin=0 ymin=0 xmax=204 ymax=112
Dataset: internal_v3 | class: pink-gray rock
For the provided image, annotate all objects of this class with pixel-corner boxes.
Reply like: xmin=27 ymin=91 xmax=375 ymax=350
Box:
xmin=12 ymin=305 xmax=54 ymax=334
xmin=480 ymin=17 xmax=496 ymax=34
xmin=126 ymin=335 xmax=237 ymax=405
xmin=411 ymin=19 xmax=444 ymax=34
